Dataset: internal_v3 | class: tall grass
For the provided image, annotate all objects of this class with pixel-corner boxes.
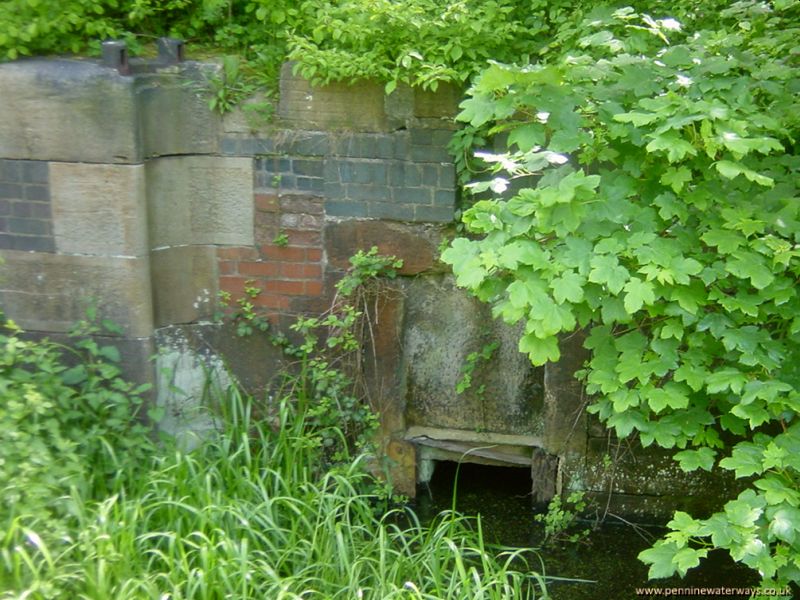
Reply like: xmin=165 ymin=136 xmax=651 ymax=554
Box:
xmin=1 ymin=384 xmax=548 ymax=599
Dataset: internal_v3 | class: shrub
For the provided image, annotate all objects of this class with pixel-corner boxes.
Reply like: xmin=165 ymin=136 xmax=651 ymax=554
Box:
xmin=443 ymin=3 xmax=800 ymax=586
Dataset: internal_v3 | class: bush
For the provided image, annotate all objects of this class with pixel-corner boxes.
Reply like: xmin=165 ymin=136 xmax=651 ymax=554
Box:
xmin=443 ymin=3 xmax=800 ymax=586
xmin=0 ymin=309 xmax=152 ymax=532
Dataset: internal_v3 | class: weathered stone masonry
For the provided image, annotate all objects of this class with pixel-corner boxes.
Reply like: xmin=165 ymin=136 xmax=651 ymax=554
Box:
xmin=0 ymin=55 xmax=735 ymax=519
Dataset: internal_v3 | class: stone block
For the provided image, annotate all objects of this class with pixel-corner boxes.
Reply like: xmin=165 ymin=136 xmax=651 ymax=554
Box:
xmin=411 ymin=145 xmax=452 ymax=163
xmin=325 ymin=220 xmax=441 ymax=275
xmin=0 ymin=59 xmax=140 ymax=163
xmin=413 ymin=205 xmax=454 ymax=223
xmin=295 ymin=176 xmax=324 ymax=194
xmin=347 ymin=183 xmax=391 ymax=202
xmin=0 ymin=250 xmax=153 ymax=337
xmin=413 ymin=83 xmax=462 ymax=119
xmin=368 ymin=202 xmax=415 ymax=222
xmin=147 ymin=156 xmax=253 ymax=247
xmin=325 ymin=200 xmax=369 ymax=218
xmin=50 ymin=162 xmax=148 ymax=257
xmin=150 ymin=245 xmax=219 ymax=327
xmin=393 ymin=187 xmax=431 ymax=205
xmin=542 ymin=332 xmax=589 ymax=455
xmin=137 ymin=69 xmax=222 ymax=158
xmin=0 ymin=234 xmax=55 ymax=252
xmin=385 ymin=439 xmax=416 ymax=498
xmin=278 ymin=62 xmax=389 ymax=132
xmin=402 ymin=276 xmax=544 ymax=435
xmin=155 ymin=322 xmax=286 ymax=401
xmin=292 ymin=158 xmax=324 ymax=178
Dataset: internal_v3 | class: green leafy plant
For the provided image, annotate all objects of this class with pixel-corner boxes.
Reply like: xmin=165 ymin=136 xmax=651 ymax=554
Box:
xmin=204 ymin=54 xmax=255 ymax=114
xmin=535 ymin=491 xmax=590 ymax=546
xmin=335 ymin=246 xmax=403 ymax=296
xmin=272 ymin=230 xmax=289 ymax=246
xmin=442 ymin=3 xmax=800 ymax=587
xmin=2 ymin=381 xmax=549 ymax=599
xmin=214 ymin=281 xmax=270 ymax=337
xmin=456 ymin=340 xmax=499 ymax=397
xmin=0 ymin=307 xmax=152 ymax=539
xmin=279 ymin=247 xmax=404 ymax=463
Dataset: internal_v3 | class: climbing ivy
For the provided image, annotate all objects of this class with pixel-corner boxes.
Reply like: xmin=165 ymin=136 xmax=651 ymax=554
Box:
xmin=442 ymin=3 xmax=800 ymax=586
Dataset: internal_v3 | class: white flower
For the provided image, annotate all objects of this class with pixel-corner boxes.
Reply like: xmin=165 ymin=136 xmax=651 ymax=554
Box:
xmin=489 ymin=177 xmax=509 ymax=193
xmin=536 ymin=111 xmax=550 ymax=123
xmin=675 ymin=74 xmax=693 ymax=87
xmin=660 ymin=18 xmax=682 ymax=31
xmin=543 ymin=151 xmax=569 ymax=165
xmin=654 ymin=60 xmax=666 ymax=67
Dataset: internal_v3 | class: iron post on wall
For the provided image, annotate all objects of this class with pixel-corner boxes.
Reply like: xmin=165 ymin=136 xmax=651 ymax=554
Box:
xmin=101 ymin=40 xmax=130 ymax=75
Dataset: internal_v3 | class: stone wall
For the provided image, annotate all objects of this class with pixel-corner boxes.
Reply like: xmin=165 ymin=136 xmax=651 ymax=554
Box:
xmin=0 ymin=54 xmax=730 ymax=520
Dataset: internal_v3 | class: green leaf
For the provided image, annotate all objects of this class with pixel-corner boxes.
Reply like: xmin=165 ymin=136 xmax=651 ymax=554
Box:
xmin=714 ymin=160 xmax=774 ymax=187
xmin=701 ymin=228 xmax=744 ymax=254
xmin=551 ymin=272 xmax=585 ymax=304
xmin=639 ymin=541 xmax=680 ymax=579
xmin=720 ymin=443 xmax=764 ymax=478
xmin=660 ymin=167 xmax=692 ymax=193
xmin=98 ymin=345 xmax=121 ymax=363
xmin=646 ymin=133 xmax=697 ymax=163
xmin=613 ymin=111 xmax=659 ymax=126
xmin=147 ymin=406 xmax=166 ymax=423
xmin=62 ymin=365 xmax=87 ymax=385
xmin=518 ymin=334 xmax=560 ymax=365
xmin=705 ymin=368 xmax=748 ymax=394
xmin=753 ymin=475 xmax=800 ymax=506
xmin=623 ymin=277 xmax=655 ymax=313
xmin=588 ymin=255 xmax=629 ymax=295
xmin=769 ymin=507 xmax=800 ymax=544
xmin=647 ymin=384 xmax=690 ymax=413
xmin=725 ymin=252 xmax=775 ymax=290
xmin=674 ymin=447 xmax=716 ymax=472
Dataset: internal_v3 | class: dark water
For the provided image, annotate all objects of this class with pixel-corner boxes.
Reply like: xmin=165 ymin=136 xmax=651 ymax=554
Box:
xmin=412 ymin=461 xmax=767 ymax=600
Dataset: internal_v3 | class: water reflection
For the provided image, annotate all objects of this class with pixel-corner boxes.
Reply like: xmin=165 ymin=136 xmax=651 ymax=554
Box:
xmin=411 ymin=461 xmax=759 ymax=600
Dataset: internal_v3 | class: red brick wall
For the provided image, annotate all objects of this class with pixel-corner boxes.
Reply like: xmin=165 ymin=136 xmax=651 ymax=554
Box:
xmin=216 ymin=192 xmax=327 ymax=320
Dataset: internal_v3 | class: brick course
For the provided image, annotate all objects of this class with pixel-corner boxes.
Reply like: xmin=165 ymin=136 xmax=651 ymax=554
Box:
xmin=0 ymin=159 xmax=54 ymax=252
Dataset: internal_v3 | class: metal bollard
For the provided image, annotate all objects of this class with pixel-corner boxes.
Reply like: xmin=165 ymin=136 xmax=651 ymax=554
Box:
xmin=157 ymin=38 xmax=185 ymax=64
xmin=101 ymin=40 xmax=130 ymax=75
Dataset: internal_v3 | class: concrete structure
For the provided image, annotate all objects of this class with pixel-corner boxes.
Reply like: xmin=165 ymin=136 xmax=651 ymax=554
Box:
xmin=0 ymin=53 xmax=731 ymax=519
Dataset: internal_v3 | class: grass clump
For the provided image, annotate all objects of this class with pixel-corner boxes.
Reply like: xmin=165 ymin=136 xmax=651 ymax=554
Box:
xmin=0 ymin=309 xmax=548 ymax=599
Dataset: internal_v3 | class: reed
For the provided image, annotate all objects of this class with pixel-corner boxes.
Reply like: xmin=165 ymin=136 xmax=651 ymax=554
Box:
xmin=2 ymin=384 xmax=548 ymax=600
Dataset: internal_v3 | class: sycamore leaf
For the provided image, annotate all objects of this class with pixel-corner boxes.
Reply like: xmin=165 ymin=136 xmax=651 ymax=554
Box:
xmin=674 ymin=447 xmax=717 ymax=472
xmin=518 ymin=333 xmax=560 ymax=365
xmin=660 ymin=166 xmax=692 ymax=193
xmin=623 ymin=277 xmax=656 ymax=313
xmin=613 ymin=111 xmax=660 ymax=126
xmin=639 ymin=541 xmax=681 ymax=579
xmin=701 ymin=228 xmax=744 ymax=254
xmin=725 ymin=252 xmax=775 ymax=290
xmin=714 ymin=160 xmax=774 ymax=187
xmin=589 ymin=254 xmax=630 ymax=295
xmin=442 ymin=239 xmax=488 ymax=289
xmin=769 ymin=507 xmax=800 ymax=544
xmin=646 ymin=133 xmax=697 ymax=163
xmin=719 ymin=442 xmax=764 ymax=478
xmin=551 ymin=271 xmax=585 ymax=304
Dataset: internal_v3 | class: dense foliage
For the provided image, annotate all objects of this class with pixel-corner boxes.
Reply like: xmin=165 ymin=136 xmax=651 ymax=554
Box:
xmin=1 ymin=263 xmax=548 ymax=598
xmin=0 ymin=309 xmax=152 ymax=533
xmin=443 ymin=2 xmax=800 ymax=585
xmin=0 ymin=0 xmax=575 ymax=92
